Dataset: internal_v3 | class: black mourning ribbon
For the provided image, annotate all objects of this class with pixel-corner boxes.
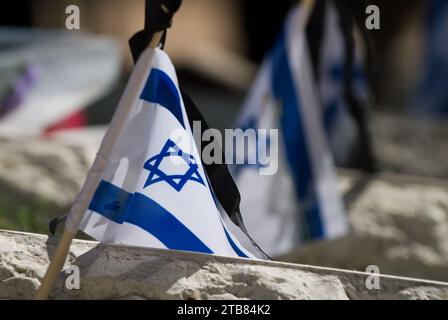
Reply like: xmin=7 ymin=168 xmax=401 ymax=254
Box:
xmin=129 ymin=0 xmax=182 ymax=63
xmin=181 ymin=90 xmax=270 ymax=260
xmin=49 ymin=214 xmax=67 ymax=236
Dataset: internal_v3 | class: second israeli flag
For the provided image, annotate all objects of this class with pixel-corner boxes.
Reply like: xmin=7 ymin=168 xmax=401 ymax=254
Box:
xmin=233 ymin=4 xmax=348 ymax=256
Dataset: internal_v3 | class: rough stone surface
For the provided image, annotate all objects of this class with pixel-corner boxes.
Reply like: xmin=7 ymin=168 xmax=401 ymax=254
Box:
xmin=0 ymin=131 xmax=101 ymax=231
xmin=282 ymin=171 xmax=448 ymax=282
xmin=1 ymin=230 xmax=448 ymax=300
xmin=371 ymin=112 xmax=448 ymax=179
xmin=0 ymin=134 xmax=97 ymax=208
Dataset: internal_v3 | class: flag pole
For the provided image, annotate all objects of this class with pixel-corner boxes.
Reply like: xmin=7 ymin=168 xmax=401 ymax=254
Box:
xmin=302 ymin=0 xmax=316 ymax=19
xmin=34 ymin=30 xmax=164 ymax=301
xmin=34 ymin=229 xmax=75 ymax=299
xmin=149 ymin=31 xmax=164 ymax=48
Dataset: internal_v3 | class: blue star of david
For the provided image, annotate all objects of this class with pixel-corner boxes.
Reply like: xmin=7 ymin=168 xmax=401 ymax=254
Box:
xmin=143 ymin=139 xmax=205 ymax=192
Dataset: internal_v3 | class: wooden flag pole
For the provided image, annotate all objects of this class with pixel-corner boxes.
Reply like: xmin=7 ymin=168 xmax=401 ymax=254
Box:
xmin=301 ymin=0 xmax=316 ymax=21
xmin=149 ymin=31 xmax=164 ymax=48
xmin=35 ymin=229 xmax=75 ymax=299
xmin=302 ymin=0 xmax=315 ymax=8
xmin=34 ymin=31 xmax=164 ymax=301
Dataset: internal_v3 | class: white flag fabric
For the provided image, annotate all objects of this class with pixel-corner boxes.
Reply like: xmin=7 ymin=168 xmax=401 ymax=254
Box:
xmin=232 ymin=4 xmax=347 ymax=256
xmin=65 ymin=46 xmax=255 ymax=259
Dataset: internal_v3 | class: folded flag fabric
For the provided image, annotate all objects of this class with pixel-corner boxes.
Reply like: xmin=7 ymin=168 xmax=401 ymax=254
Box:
xmin=232 ymin=4 xmax=348 ymax=256
xmin=65 ymin=46 xmax=258 ymax=259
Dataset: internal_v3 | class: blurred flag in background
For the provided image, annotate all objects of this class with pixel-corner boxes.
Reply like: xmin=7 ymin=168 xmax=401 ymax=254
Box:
xmin=232 ymin=3 xmax=348 ymax=257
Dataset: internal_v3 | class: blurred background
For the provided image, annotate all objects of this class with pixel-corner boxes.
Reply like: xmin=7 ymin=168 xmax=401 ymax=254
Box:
xmin=1 ymin=0 xmax=448 ymax=281
xmin=3 ymin=0 xmax=434 ymax=129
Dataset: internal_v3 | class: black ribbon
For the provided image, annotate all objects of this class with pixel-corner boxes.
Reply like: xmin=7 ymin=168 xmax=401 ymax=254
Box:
xmin=49 ymin=214 xmax=67 ymax=236
xmin=181 ymin=86 xmax=270 ymax=260
xmin=129 ymin=0 xmax=182 ymax=63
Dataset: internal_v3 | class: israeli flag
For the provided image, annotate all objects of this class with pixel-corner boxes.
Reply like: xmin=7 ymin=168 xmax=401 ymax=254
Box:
xmin=233 ymin=4 xmax=347 ymax=256
xmin=65 ymin=47 xmax=255 ymax=259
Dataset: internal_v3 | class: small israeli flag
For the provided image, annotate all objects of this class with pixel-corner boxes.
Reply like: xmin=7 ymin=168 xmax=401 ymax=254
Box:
xmin=65 ymin=47 xmax=256 ymax=259
xmin=233 ymin=4 xmax=348 ymax=256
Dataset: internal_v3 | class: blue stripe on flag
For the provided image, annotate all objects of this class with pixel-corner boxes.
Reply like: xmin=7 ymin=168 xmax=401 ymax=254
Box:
xmin=270 ymin=33 xmax=324 ymax=239
xmin=88 ymin=180 xmax=213 ymax=254
xmin=204 ymin=174 xmax=250 ymax=258
xmin=223 ymin=228 xmax=249 ymax=258
xmin=140 ymin=68 xmax=185 ymax=128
